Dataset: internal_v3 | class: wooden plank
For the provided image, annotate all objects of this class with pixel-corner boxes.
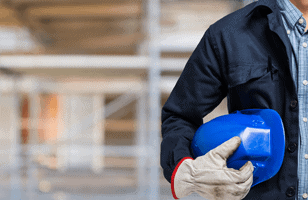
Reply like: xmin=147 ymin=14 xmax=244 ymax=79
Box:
xmin=161 ymin=1 xmax=233 ymax=33
xmin=0 ymin=7 xmax=23 ymax=26
xmin=105 ymin=119 xmax=136 ymax=132
xmin=78 ymin=33 xmax=143 ymax=49
xmin=13 ymin=2 xmax=142 ymax=47
xmin=46 ymin=33 xmax=142 ymax=50
xmin=25 ymin=3 xmax=142 ymax=20
xmin=104 ymin=157 xmax=136 ymax=168
xmin=5 ymin=0 xmax=140 ymax=7
xmin=44 ymin=46 xmax=137 ymax=55
xmin=47 ymin=20 xmax=140 ymax=38
xmin=36 ymin=23 xmax=140 ymax=46
xmin=22 ymin=119 xmax=136 ymax=132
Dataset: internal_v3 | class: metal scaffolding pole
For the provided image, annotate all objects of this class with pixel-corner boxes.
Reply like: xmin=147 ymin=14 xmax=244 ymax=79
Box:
xmin=57 ymin=95 xmax=71 ymax=172
xmin=147 ymin=0 xmax=161 ymax=199
xmin=27 ymin=91 xmax=41 ymax=200
xmin=92 ymin=94 xmax=104 ymax=173
xmin=136 ymin=92 xmax=147 ymax=199
xmin=10 ymin=78 xmax=22 ymax=200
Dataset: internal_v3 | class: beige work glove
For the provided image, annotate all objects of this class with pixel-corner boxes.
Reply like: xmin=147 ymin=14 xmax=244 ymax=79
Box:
xmin=171 ymin=136 xmax=254 ymax=200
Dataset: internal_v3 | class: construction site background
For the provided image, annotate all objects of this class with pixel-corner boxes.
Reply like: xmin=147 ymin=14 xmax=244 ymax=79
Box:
xmin=0 ymin=0 xmax=251 ymax=199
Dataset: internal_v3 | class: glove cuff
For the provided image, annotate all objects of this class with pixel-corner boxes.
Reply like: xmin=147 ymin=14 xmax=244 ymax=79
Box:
xmin=171 ymin=157 xmax=194 ymax=199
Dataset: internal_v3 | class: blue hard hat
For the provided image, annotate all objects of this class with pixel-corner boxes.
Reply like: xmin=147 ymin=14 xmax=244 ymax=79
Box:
xmin=190 ymin=109 xmax=285 ymax=187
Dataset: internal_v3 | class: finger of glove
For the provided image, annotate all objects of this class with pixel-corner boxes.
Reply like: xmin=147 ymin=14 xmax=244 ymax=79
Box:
xmin=241 ymin=177 xmax=253 ymax=200
xmin=193 ymin=164 xmax=253 ymax=185
xmin=193 ymin=169 xmax=246 ymax=185
xmin=223 ymin=161 xmax=254 ymax=184
xmin=218 ymin=174 xmax=253 ymax=200
xmin=195 ymin=186 xmax=241 ymax=200
xmin=211 ymin=136 xmax=241 ymax=161
xmin=194 ymin=174 xmax=253 ymax=200
xmin=235 ymin=173 xmax=253 ymax=199
xmin=238 ymin=161 xmax=254 ymax=182
xmin=196 ymin=183 xmax=250 ymax=200
xmin=239 ymin=161 xmax=254 ymax=172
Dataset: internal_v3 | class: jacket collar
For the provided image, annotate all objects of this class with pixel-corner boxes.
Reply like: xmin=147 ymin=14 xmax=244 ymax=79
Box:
xmin=245 ymin=0 xmax=277 ymax=17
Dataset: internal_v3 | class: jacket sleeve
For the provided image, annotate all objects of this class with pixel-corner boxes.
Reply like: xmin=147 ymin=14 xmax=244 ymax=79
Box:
xmin=160 ymin=26 xmax=228 ymax=183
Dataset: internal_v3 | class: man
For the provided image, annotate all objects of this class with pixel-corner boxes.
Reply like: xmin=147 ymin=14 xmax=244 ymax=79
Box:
xmin=160 ymin=0 xmax=308 ymax=199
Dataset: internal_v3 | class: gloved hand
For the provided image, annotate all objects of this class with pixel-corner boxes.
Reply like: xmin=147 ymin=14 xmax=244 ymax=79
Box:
xmin=171 ymin=136 xmax=254 ymax=200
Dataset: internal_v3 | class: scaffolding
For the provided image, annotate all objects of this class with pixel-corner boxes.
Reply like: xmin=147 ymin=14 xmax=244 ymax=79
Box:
xmin=0 ymin=0 xmax=244 ymax=199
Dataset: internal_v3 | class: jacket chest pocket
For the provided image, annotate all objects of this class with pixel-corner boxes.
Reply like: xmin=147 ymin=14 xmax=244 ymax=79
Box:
xmin=226 ymin=63 xmax=284 ymax=111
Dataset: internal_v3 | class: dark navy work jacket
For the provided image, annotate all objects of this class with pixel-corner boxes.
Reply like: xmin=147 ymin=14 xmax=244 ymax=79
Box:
xmin=161 ymin=0 xmax=299 ymax=199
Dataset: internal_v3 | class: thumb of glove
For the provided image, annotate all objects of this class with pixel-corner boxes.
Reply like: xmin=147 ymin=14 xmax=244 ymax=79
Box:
xmin=193 ymin=136 xmax=242 ymax=169
xmin=211 ymin=136 xmax=242 ymax=162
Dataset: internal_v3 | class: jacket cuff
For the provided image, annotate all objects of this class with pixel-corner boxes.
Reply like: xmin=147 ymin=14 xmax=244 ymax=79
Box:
xmin=171 ymin=157 xmax=194 ymax=199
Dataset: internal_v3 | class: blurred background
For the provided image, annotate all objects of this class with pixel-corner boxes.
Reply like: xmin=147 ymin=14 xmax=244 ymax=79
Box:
xmin=0 ymin=0 xmax=254 ymax=199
